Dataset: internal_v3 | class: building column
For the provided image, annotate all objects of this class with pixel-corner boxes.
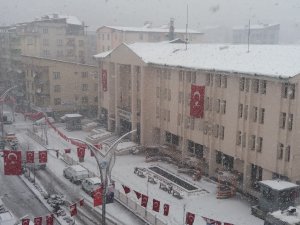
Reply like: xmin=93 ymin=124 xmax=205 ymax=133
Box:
xmin=131 ymin=65 xmax=137 ymax=142
xmin=140 ymin=67 xmax=145 ymax=145
xmin=115 ymin=64 xmax=120 ymax=134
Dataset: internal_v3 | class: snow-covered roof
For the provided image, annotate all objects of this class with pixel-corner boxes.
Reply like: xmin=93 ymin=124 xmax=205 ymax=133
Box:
xmin=99 ymin=25 xmax=203 ymax=34
xmin=70 ymin=165 xmax=86 ymax=172
xmin=37 ymin=14 xmax=82 ymax=26
xmin=260 ymin=180 xmax=299 ymax=191
xmin=95 ymin=42 xmax=300 ymax=78
xmin=233 ymin=23 xmax=280 ymax=30
xmin=271 ymin=206 xmax=300 ymax=224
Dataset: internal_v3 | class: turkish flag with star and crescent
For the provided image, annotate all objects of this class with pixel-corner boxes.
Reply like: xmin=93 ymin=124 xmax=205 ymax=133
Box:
xmin=93 ymin=187 xmax=103 ymax=207
xmin=26 ymin=151 xmax=35 ymax=163
xmin=186 ymin=212 xmax=195 ymax=225
xmin=190 ymin=84 xmax=205 ymax=118
xmin=141 ymin=194 xmax=148 ymax=208
xmin=79 ymin=199 xmax=84 ymax=207
xmin=70 ymin=203 xmax=77 ymax=217
xmin=22 ymin=218 xmax=30 ymax=225
xmin=163 ymin=203 xmax=170 ymax=216
xmin=39 ymin=151 xmax=47 ymax=163
xmin=77 ymin=147 xmax=85 ymax=159
xmin=3 ymin=150 xmax=22 ymax=175
xmin=134 ymin=190 xmax=141 ymax=199
xmin=152 ymin=199 xmax=160 ymax=212
xmin=34 ymin=217 xmax=42 ymax=225
xmin=46 ymin=214 xmax=54 ymax=225
xmin=122 ymin=185 xmax=131 ymax=194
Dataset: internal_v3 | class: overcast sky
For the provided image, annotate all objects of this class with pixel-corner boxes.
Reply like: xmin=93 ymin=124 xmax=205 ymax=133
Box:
xmin=0 ymin=0 xmax=299 ymax=31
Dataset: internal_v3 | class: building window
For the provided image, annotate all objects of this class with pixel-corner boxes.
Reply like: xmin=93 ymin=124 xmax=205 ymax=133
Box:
xmin=190 ymin=118 xmax=195 ymax=130
xmin=216 ymin=151 xmax=222 ymax=164
xmin=236 ymin=131 xmax=241 ymax=145
xmin=219 ymin=125 xmax=225 ymax=140
xmin=279 ymin=112 xmax=287 ymax=129
xmin=81 ymin=96 xmax=88 ymax=104
xmin=156 ymin=107 xmax=160 ymax=119
xmin=216 ymin=74 xmax=221 ymax=87
xmin=245 ymin=78 xmax=250 ymax=92
xmin=56 ymin=39 xmax=63 ymax=46
xmin=82 ymin=84 xmax=88 ymax=91
xmin=242 ymin=132 xmax=246 ymax=147
xmin=257 ymin=137 xmax=263 ymax=152
xmin=177 ymin=113 xmax=182 ymax=125
xmin=252 ymin=79 xmax=259 ymax=93
xmin=215 ymin=99 xmax=220 ymax=113
xmin=54 ymin=85 xmax=61 ymax=92
xmin=206 ymin=73 xmax=211 ymax=86
xmin=42 ymin=28 xmax=48 ymax=34
xmin=221 ymin=100 xmax=226 ymax=114
xmin=238 ymin=104 xmax=243 ymax=118
xmin=289 ymin=84 xmax=295 ymax=99
xmin=277 ymin=143 xmax=284 ymax=159
xmin=249 ymin=135 xmax=256 ymax=150
xmin=94 ymin=96 xmax=98 ymax=103
xmin=186 ymin=71 xmax=191 ymax=82
xmin=184 ymin=116 xmax=190 ymax=129
xmin=191 ymin=72 xmax=196 ymax=83
xmin=260 ymin=80 xmax=267 ymax=94
xmin=81 ymin=72 xmax=88 ymax=78
xmin=259 ymin=108 xmax=265 ymax=124
xmin=288 ymin=114 xmax=293 ymax=131
xmin=179 ymin=71 xmax=184 ymax=81
xmin=244 ymin=105 xmax=248 ymax=120
xmin=252 ymin=106 xmax=258 ymax=122
xmin=53 ymin=72 xmax=60 ymax=80
xmin=285 ymin=146 xmax=290 ymax=162
xmin=222 ymin=76 xmax=227 ymax=88
xmin=214 ymin=124 xmax=219 ymax=138
xmin=240 ymin=77 xmax=245 ymax=91
xmin=54 ymin=98 xmax=61 ymax=105
xmin=281 ymin=83 xmax=288 ymax=98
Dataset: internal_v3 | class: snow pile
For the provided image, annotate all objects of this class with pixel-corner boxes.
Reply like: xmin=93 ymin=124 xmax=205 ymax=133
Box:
xmin=271 ymin=206 xmax=300 ymax=224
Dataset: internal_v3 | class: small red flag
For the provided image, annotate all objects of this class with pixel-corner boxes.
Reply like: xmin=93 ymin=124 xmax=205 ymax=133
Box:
xmin=134 ymin=190 xmax=141 ymax=199
xmin=79 ymin=199 xmax=84 ymax=207
xmin=141 ymin=194 xmax=148 ymax=207
xmin=39 ymin=151 xmax=47 ymax=163
xmin=34 ymin=217 xmax=42 ymax=225
xmin=77 ymin=147 xmax=85 ymax=159
xmin=163 ymin=204 xmax=170 ymax=216
xmin=70 ymin=203 xmax=77 ymax=216
xmin=186 ymin=212 xmax=195 ymax=225
xmin=3 ymin=150 xmax=22 ymax=175
xmin=22 ymin=218 xmax=30 ymax=225
xmin=93 ymin=187 xmax=103 ymax=206
xmin=46 ymin=214 xmax=54 ymax=225
xmin=26 ymin=151 xmax=35 ymax=163
xmin=152 ymin=199 xmax=160 ymax=212
xmin=64 ymin=148 xmax=71 ymax=153
xmin=122 ymin=185 xmax=131 ymax=194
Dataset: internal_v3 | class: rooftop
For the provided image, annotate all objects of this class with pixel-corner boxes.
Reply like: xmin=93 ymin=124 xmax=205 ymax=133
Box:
xmin=260 ymin=180 xmax=299 ymax=191
xmin=233 ymin=23 xmax=280 ymax=30
xmin=95 ymin=42 xmax=300 ymax=78
xmin=271 ymin=206 xmax=300 ymax=224
xmin=34 ymin=14 xmax=83 ymax=26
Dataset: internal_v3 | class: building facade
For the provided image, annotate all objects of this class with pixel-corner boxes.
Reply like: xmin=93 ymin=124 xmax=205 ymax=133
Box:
xmin=95 ymin=42 xmax=300 ymax=196
xmin=96 ymin=24 xmax=204 ymax=53
xmin=22 ymin=55 xmax=98 ymax=117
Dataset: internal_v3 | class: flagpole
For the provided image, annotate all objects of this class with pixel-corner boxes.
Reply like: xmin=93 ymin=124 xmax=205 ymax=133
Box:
xmin=183 ymin=203 xmax=186 ymax=225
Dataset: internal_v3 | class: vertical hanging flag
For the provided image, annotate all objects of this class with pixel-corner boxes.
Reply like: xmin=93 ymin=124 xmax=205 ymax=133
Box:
xmin=3 ymin=150 xmax=22 ymax=175
xmin=46 ymin=214 xmax=54 ymax=225
xmin=122 ymin=185 xmax=131 ymax=194
xmin=141 ymin=194 xmax=148 ymax=208
xmin=34 ymin=217 xmax=42 ymax=225
xmin=202 ymin=217 xmax=222 ymax=225
xmin=102 ymin=69 xmax=108 ymax=92
xmin=77 ymin=147 xmax=85 ymax=159
xmin=39 ymin=151 xmax=48 ymax=163
xmin=22 ymin=218 xmax=30 ymax=225
xmin=70 ymin=203 xmax=77 ymax=217
xmin=64 ymin=148 xmax=71 ymax=154
xmin=93 ymin=187 xmax=103 ymax=207
xmin=190 ymin=84 xmax=205 ymax=118
xmin=163 ymin=203 xmax=170 ymax=216
xmin=134 ymin=190 xmax=141 ymax=199
xmin=26 ymin=151 xmax=35 ymax=163
xmin=152 ymin=199 xmax=160 ymax=212
xmin=79 ymin=199 xmax=84 ymax=207
xmin=186 ymin=212 xmax=195 ymax=225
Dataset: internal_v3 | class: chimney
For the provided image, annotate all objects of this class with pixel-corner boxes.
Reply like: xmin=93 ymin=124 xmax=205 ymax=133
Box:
xmin=168 ymin=18 xmax=175 ymax=41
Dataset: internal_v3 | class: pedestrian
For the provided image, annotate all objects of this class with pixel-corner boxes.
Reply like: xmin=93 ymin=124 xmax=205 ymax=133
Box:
xmin=56 ymin=150 xmax=59 ymax=158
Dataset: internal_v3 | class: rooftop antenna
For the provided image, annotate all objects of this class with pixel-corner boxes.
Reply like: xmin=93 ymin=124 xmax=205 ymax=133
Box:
xmin=185 ymin=2 xmax=189 ymax=50
xmin=247 ymin=19 xmax=251 ymax=53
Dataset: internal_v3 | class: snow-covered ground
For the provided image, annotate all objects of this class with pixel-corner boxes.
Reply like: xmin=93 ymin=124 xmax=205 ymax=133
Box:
xmin=12 ymin=113 xmax=264 ymax=225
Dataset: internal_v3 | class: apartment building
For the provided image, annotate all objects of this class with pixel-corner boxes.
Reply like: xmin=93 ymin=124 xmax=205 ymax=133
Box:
xmin=95 ymin=42 xmax=300 ymax=196
xmin=22 ymin=55 xmax=98 ymax=117
xmin=96 ymin=21 xmax=204 ymax=53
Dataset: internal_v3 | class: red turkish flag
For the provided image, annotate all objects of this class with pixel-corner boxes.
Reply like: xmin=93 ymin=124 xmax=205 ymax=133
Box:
xmin=202 ymin=217 xmax=222 ymax=225
xmin=163 ymin=203 xmax=170 ymax=216
xmin=77 ymin=147 xmax=85 ymax=159
xmin=93 ymin=187 xmax=103 ymax=206
xmin=186 ymin=212 xmax=195 ymax=225
xmin=22 ymin=218 xmax=30 ymax=225
xmin=122 ymin=185 xmax=131 ymax=194
xmin=64 ymin=148 xmax=71 ymax=153
xmin=102 ymin=69 xmax=107 ymax=92
xmin=46 ymin=214 xmax=54 ymax=225
xmin=70 ymin=203 xmax=77 ymax=216
xmin=34 ymin=217 xmax=42 ymax=225
xmin=134 ymin=190 xmax=141 ymax=199
xmin=152 ymin=199 xmax=160 ymax=212
xmin=79 ymin=199 xmax=84 ymax=207
xmin=3 ymin=150 xmax=22 ymax=175
xmin=26 ymin=151 xmax=35 ymax=163
xmin=39 ymin=151 xmax=47 ymax=163
xmin=141 ymin=194 xmax=148 ymax=207
xmin=190 ymin=84 xmax=205 ymax=118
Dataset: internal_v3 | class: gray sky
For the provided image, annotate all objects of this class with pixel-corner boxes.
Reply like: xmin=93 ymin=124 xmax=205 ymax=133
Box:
xmin=0 ymin=0 xmax=299 ymax=31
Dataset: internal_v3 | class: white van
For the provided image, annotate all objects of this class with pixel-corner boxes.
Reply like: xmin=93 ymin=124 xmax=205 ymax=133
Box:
xmin=81 ymin=177 xmax=102 ymax=196
xmin=63 ymin=165 xmax=89 ymax=184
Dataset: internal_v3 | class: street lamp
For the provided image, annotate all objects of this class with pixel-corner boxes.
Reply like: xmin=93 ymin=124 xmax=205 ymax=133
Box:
xmin=69 ymin=129 xmax=136 ymax=225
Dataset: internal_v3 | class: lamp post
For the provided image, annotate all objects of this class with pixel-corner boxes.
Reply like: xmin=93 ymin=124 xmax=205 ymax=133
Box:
xmin=69 ymin=129 xmax=136 ymax=225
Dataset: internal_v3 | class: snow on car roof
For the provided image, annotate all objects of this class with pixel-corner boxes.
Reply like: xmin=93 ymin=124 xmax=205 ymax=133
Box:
xmin=87 ymin=177 xmax=102 ymax=184
xmin=64 ymin=114 xmax=82 ymax=118
xmin=260 ymin=180 xmax=299 ymax=191
xmin=70 ymin=165 xmax=86 ymax=172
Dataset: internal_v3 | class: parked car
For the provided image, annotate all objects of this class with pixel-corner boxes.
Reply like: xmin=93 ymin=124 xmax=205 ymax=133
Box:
xmin=81 ymin=177 xmax=102 ymax=196
xmin=63 ymin=165 xmax=89 ymax=184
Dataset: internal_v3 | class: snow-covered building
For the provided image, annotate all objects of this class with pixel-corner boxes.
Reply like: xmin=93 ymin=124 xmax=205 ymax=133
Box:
xmin=95 ymin=42 xmax=300 ymax=197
